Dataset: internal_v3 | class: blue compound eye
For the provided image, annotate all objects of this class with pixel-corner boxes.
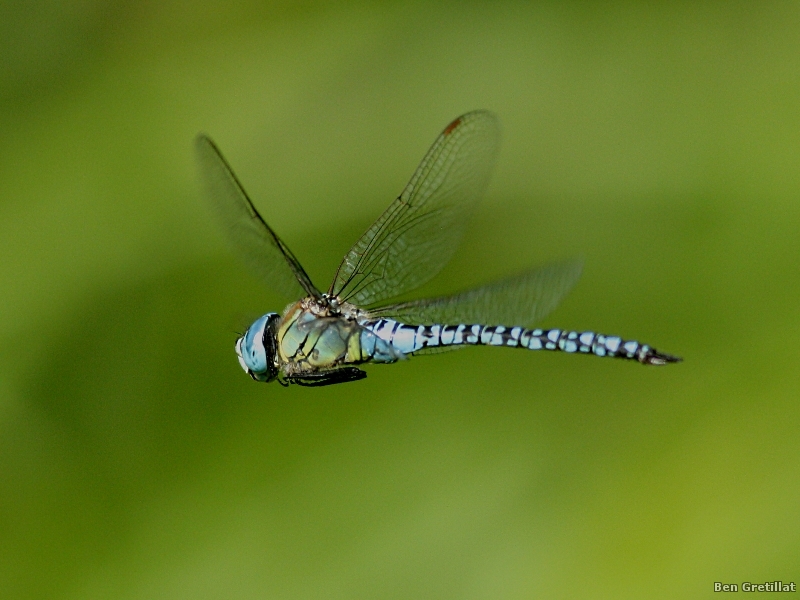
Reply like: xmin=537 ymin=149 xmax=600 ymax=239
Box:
xmin=240 ymin=314 xmax=271 ymax=374
xmin=235 ymin=337 xmax=249 ymax=373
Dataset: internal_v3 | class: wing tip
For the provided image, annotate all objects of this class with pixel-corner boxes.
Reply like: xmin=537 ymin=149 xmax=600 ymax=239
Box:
xmin=443 ymin=117 xmax=462 ymax=136
xmin=442 ymin=110 xmax=500 ymax=137
xmin=194 ymin=132 xmax=216 ymax=152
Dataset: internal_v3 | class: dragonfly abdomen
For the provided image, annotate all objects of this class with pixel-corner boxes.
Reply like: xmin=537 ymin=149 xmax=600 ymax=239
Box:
xmin=364 ymin=319 xmax=680 ymax=366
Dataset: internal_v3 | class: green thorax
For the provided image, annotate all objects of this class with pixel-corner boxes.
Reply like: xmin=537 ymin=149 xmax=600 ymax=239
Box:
xmin=276 ymin=299 xmax=368 ymax=374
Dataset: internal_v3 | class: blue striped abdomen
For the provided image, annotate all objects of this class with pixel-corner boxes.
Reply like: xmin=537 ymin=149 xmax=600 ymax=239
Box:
xmin=362 ymin=319 xmax=679 ymax=366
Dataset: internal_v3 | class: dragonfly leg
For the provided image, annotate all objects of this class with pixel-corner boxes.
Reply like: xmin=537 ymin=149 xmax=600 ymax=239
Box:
xmin=286 ymin=367 xmax=367 ymax=387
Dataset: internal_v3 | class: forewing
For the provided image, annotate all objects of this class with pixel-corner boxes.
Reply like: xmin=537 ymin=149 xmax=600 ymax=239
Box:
xmin=195 ymin=134 xmax=319 ymax=299
xmin=366 ymin=260 xmax=583 ymax=328
xmin=330 ymin=111 xmax=500 ymax=306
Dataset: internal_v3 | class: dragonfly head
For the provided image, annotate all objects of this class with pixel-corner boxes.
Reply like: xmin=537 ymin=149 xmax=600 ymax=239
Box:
xmin=235 ymin=313 xmax=281 ymax=382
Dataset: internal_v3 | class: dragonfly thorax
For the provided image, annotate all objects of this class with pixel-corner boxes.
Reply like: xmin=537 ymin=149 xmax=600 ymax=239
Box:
xmin=320 ymin=293 xmax=340 ymax=311
xmin=306 ymin=294 xmax=363 ymax=321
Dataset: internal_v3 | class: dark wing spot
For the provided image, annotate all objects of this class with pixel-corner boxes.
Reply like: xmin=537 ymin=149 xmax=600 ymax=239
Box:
xmin=442 ymin=117 xmax=462 ymax=136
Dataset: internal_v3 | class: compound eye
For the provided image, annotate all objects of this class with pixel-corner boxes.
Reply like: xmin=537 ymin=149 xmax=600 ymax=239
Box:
xmin=240 ymin=316 xmax=270 ymax=374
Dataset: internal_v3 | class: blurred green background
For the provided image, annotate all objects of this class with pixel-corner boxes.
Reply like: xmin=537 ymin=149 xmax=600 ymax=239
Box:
xmin=1 ymin=2 xmax=798 ymax=598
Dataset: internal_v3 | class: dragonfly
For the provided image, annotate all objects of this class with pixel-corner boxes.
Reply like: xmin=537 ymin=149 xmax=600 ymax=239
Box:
xmin=196 ymin=111 xmax=680 ymax=387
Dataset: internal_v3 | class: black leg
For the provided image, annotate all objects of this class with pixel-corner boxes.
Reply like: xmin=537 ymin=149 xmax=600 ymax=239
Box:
xmin=287 ymin=367 xmax=367 ymax=387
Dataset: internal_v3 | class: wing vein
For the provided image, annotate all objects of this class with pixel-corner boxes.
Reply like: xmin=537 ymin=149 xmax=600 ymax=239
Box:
xmin=195 ymin=134 xmax=320 ymax=300
xmin=330 ymin=111 xmax=501 ymax=307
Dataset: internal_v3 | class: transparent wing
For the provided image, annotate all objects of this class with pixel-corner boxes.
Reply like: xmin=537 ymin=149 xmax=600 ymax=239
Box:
xmin=366 ymin=260 xmax=583 ymax=328
xmin=330 ymin=110 xmax=500 ymax=307
xmin=195 ymin=134 xmax=320 ymax=299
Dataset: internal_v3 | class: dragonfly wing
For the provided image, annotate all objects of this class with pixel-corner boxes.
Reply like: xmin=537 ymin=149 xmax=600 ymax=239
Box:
xmin=195 ymin=134 xmax=320 ymax=299
xmin=366 ymin=260 xmax=583 ymax=328
xmin=330 ymin=111 xmax=501 ymax=307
